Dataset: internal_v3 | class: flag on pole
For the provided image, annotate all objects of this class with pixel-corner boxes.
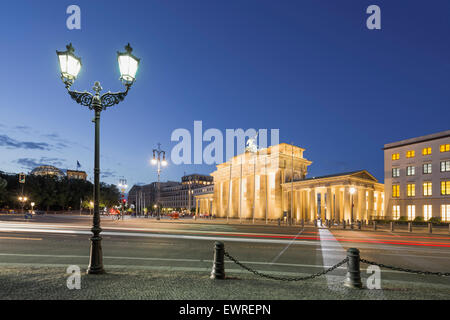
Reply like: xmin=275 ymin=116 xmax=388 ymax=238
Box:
xmin=77 ymin=161 xmax=81 ymax=170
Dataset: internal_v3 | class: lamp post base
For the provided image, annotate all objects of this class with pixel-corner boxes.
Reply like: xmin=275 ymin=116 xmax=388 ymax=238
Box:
xmin=87 ymin=235 xmax=105 ymax=274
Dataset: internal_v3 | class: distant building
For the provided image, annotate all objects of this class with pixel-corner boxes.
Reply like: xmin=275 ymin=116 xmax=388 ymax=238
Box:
xmin=384 ymin=130 xmax=450 ymax=222
xmin=66 ymin=170 xmax=87 ymax=181
xmin=128 ymin=181 xmax=178 ymax=213
xmin=160 ymin=174 xmax=213 ymax=211
xmin=31 ymin=165 xmax=65 ymax=178
xmin=128 ymin=174 xmax=213 ymax=213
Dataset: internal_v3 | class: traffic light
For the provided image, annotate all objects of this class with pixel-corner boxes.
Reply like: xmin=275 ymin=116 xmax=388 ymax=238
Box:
xmin=19 ymin=173 xmax=26 ymax=184
xmin=122 ymin=199 xmax=126 ymax=204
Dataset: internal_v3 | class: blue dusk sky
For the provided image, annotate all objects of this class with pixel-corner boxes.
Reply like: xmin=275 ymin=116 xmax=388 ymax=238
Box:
xmin=0 ymin=0 xmax=449 ymax=190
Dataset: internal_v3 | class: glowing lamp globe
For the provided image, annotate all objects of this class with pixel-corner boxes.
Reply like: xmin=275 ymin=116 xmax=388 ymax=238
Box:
xmin=117 ymin=43 xmax=140 ymax=84
xmin=56 ymin=43 xmax=82 ymax=81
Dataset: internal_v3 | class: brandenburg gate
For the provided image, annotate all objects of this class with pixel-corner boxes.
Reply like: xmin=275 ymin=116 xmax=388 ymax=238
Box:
xmin=202 ymin=143 xmax=384 ymax=222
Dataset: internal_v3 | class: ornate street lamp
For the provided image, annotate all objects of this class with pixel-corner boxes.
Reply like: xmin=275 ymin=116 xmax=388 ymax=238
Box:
xmin=118 ymin=178 xmax=128 ymax=220
xmin=57 ymin=43 xmax=140 ymax=274
xmin=18 ymin=196 xmax=28 ymax=213
xmin=151 ymin=143 xmax=167 ymax=220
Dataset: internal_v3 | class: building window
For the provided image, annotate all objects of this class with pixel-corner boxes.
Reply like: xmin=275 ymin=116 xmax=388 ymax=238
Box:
xmin=392 ymin=153 xmax=400 ymax=160
xmin=423 ymin=182 xmax=432 ymax=196
xmin=407 ymin=184 xmax=415 ymax=197
xmin=423 ymin=163 xmax=432 ymax=174
xmin=442 ymin=205 xmax=450 ymax=222
xmin=441 ymin=160 xmax=450 ymax=172
xmin=392 ymin=185 xmax=400 ymax=198
xmin=406 ymin=150 xmax=415 ymax=158
xmin=423 ymin=205 xmax=432 ymax=221
xmin=407 ymin=205 xmax=415 ymax=220
xmin=406 ymin=166 xmax=415 ymax=176
xmin=422 ymin=147 xmax=432 ymax=155
xmin=392 ymin=205 xmax=400 ymax=220
xmin=392 ymin=168 xmax=400 ymax=177
xmin=441 ymin=181 xmax=450 ymax=195
xmin=440 ymin=144 xmax=450 ymax=153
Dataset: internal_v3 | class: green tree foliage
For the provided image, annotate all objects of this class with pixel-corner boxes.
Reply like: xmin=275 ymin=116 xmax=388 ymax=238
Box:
xmin=0 ymin=172 xmax=120 ymax=211
xmin=0 ymin=177 xmax=7 ymax=204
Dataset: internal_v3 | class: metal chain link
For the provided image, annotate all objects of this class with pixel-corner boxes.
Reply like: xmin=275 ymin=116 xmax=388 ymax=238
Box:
xmin=360 ymin=258 xmax=450 ymax=277
xmin=223 ymin=251 xmax=349 ymax=281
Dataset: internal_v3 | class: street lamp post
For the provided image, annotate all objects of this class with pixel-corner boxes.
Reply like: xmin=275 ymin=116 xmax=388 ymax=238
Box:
xmin=18 ymin=196 xmax=28 ymax=214
xmin=57 ymin=43 xmax=140 ymax=274
xmin=151 ymin=143 xmax=168 ymax=220
xmin=118 ymin=178 xmax=128 ymax=220
xmin=349 ymin=187 xmax=356 ymax=230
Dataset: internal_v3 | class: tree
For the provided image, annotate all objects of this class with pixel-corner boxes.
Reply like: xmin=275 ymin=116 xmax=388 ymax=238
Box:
xmin=0 ymin=172 xmax=120 ymax=211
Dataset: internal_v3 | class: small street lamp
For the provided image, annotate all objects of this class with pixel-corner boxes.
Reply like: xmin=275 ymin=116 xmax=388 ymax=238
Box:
xmin=151 ymin=143 xmax=167 ymax=221
xmin=349 ymin=187 xmax=356 ymax=229
xmin=18 ymin=196 xmax=28 ymax=213
xmin=118 ymin=178 xmax=128 ymax=220
xmin=57 ymin=43 xmax=140 ymax=274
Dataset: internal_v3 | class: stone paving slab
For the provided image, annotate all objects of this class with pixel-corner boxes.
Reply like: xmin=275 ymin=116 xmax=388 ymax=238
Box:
xmin=0 ymin=265 xmax=449 ymax=300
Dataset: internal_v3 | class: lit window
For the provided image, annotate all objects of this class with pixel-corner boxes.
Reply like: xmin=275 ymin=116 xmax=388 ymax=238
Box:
xmin=406 ymin=166 xmax=415 ymax=176
xmin=422 ymin=147 xmax=432 ymax=155
xmin=441 ymin=161 xmax=450 ymax=172
xmin=441 ymin=181 xmax=450 ymax=195
xmin=407 ymin=205 xmax=415 ymax=220
xmin=423 ymin=163 xmax=432 ymax=174
xmin=392 ymin=185 xmax=400 ymax=198
xmin=423 ymin=205 xmax=432 ymax=221
xmin=440 ymin=144 xmax=450 ymax=152
xmin=442 ymin=205 xmax=450 ymax=222
xmin=406 ymin=150 xmax=415 ymax=158
xmin=407 ymin=184 xmax=415 ymax=197
xmin=392 ymin=168 xmax=400 ymax=177
xmin=423 ymin=182 xmax=432 ymax=196
xmin=392 ymin=153 xmax=400 ymax=160
xmin=392 ymin=205 xmax=400 ymax=220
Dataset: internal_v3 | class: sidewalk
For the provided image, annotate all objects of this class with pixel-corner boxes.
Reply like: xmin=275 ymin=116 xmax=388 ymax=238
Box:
xmin=1 ymin=265 xmax=449 ymax=300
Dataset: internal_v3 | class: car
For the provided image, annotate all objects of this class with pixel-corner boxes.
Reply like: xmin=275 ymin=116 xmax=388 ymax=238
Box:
xmin=34 ymin=210 xmax=45 ymax=215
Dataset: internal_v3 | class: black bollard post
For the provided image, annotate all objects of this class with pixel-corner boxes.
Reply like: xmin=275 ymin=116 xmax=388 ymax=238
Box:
xmin=428 ymin=222 xmax=432 ymax=234
xmin=301 ymin=218 xmax=304 ymax=228
xmin=344 ymin=248 xmax=362 ymax=289
xmin=210 ymin=241 xmax=225 ymax=280
xmin=390 ymin=221 xmax=394 ymax=232
xmin=343 ymin=220 xmax=346 ymax=229
xmin=373 ymin=220 xmax=377 ymax=231
xmin=408 ymin=222 xmax=412 ymax=232
xmin=357 ymin=220 xmax=361 ymax=230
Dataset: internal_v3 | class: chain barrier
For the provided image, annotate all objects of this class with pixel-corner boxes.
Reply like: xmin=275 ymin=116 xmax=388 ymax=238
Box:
xmin=221 ymin=250 xmax=450 ymax=281
xmin=223 ymin=250 xmax=348 ymax=281
xmin=359 ymin=258 xmax=450 ymax=277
